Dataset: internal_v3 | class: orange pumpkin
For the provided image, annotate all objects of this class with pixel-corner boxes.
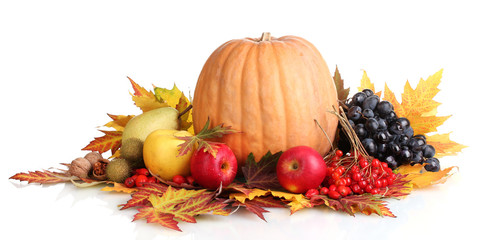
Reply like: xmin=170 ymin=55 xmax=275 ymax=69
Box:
xmin=192 ymin=33 xmax=338 ymax=166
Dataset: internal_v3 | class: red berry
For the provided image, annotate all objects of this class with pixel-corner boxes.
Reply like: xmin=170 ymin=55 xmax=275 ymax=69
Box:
xmin=305 ymin=188 xmax=319 ymax=199
xmin=371 ymin=188 xmax=381 ymax=195
xmin=186 ymin=176 xmax=195 ymax=185
xmin=371 ymin=159 xmax=380 ymax=168
xmin=365 ymin=184 xmax=373 ymax=193
xmin=131 ymin=174 xmax=139 ymax=181
xmin=135 ymin=175 xmax=148 ymax=187
xmin=329 ymin=184 xmax=337 ymax=192
xmin=360 ymin=159 xmax=369 ymax=168
xmin=320 ymin=187 xmax=329 ymax=195
xmin=352 ymin=172 xmax=362 ymax=182
xmin=332 ymin=172 xmax=341 ymax=181
xmin=124 ymin=177 xmax=135 ymax=188
xmin=381 ymin=162 xmax=389 ymax=169
xmin=336 ymin=178 xmax=347 ymax=186
xmin=172 ymin=175 xmax=186 ymax=185
xmin=335 ymin=149 xmax=344 ymax=157
xmin=147 ymin=176 xmax=157 ymax=183
xmin=374 ymin=179 xmax=383 ymax=188
xmin=135 ymin=168 xmax=149 ymax=176
xmin=328 ymin=190 xmax=341 ymax=199
xmin=351 ymin=184 xmax=361 ymax=194
xmin=337 ymin=186 xmax=350 ymax=197
xmin=359 ymin=180 xmax=368 ymax=189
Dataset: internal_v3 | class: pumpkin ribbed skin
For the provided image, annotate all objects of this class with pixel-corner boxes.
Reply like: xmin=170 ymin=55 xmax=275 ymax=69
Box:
xmin=193 ymin=33 xmax=338 ymax=166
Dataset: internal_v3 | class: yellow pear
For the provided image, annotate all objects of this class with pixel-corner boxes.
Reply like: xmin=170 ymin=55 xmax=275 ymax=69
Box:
xmin=120 ymin=107 xmax=180 ymax=165
xmin=143 ymin=129 xmax=194 ymax=180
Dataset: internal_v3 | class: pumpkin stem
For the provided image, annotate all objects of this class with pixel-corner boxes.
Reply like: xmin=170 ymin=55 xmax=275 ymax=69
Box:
xmin=178 ymin=104 xmax=193 ymax=119
xmin=259 ymin=32 xmax=272 ymax=42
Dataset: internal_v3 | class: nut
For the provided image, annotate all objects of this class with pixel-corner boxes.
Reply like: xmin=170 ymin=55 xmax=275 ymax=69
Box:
xmin=84 ymin=151 xmax=103 ymax=166
xmin=69 ymin=157 xmax=92 ymax=179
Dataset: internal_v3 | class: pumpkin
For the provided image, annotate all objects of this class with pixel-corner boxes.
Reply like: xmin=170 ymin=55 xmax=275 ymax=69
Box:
xmin=192 ymin=32 xmax=338 ymax=166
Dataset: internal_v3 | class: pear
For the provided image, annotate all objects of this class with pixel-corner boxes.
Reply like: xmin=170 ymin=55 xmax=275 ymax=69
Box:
xmin=120 ymin=107 xmax=180 ymax=165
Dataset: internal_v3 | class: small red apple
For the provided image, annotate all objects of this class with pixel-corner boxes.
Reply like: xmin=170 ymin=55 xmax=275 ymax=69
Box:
xmin=276 ymin=146 xmax=327 ymax=193
xmin=190 ymin=143 xmax=237 ymax=189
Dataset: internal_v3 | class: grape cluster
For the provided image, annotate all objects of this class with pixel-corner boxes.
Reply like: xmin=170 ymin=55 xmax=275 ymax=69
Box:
xmin=339 ymin=89 xmax=440 ymax=172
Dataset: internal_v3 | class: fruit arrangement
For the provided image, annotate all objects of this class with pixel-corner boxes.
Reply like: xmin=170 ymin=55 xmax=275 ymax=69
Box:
xmin=10 ymin=33 xmax=465 ymax=232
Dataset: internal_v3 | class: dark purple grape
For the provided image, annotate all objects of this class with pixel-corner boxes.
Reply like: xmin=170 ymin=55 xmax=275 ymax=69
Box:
xmin=424 ymin=158 xmax=440 ymax=172
xmin=397 ymin=117 xmax=410 ymax=129
xmin=410 ymin=151 xmax=424 ymax=165
xmin=385 ymin=111 xmax=398 ymax=123
xmin=384 ymin=156 xmax=398 ymax=169
xmin=403 ymin=126 xmax=414 ymax=138
xmin=362 ymin=95 xmax=380 ymax=110
xmin=347 ymin=106 xmax=362 ymax=121
xmin=408 ymin=137 xmax=426 ymax=152
xmin=365 ymin=118 xmax=379 ymax=132
xmin=399 ymin=149 xmax=412 ymax=163
xmin=388 ymin=142 xmax=401 ymax=155
xmin=398 ymin=135 xmax=409 ymax=146
xmin=354 ymin=124 xmax=368 ymax=139
xmin=374 ymin=131 xmax=389 ymax=143
xmin=376 ymin=101 xmax=393 ymax=117
xmin=362 ymin=108 xmax=375 ymax=118
xmin=423 ymin=144 xmax=436 ymax=158
xmin=389 ymin=122 xmax=403 ymax=135
xmin=414 ymin=134 xmax=426 ymax=140
xmin=377 ymin=118 xmax=388 ymax=131
xmin=362 ymin=89 xmax=374 ymax=97
xmin=377 ymin=143 xmax=388 ymax=153
xmin=362 ymin=138 xmax=377 ymax=155
xmin=351 ymin=92 xmax=367 ymax=106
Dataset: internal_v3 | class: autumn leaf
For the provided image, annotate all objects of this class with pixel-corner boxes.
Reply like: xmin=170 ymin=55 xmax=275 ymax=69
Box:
xmin=333 ymin=66 xmax=350 ymax=100
xmin=104 ymin=114 xmax=135 ymax=131
xmin=176 ymin=118 xmax=238 ymax=157
xmin=397 ymin=164 xmax=457 ymax=188
xmin=121 ymin=183 xmax=169 ymax=210
xmin=229 ymin=188 xmax=269 ymax=203
xmin=82 ymin=130 xmax=122 ymax=155
xmin=383 ymin=69 xmax=450 ymax=135
xmin=133 ymin=207 xmax=181 ymax=231
xmin=232 ymin=196 xmax=285 ymax=221
xmin=287 ymin=197 xmax=313 ymax=214
xmin=382 ymin=174 xmax=413 ymax=198
xmin=242 ymin=151 xmax=282 ymax=190
xmin=101 ymin=182 xmax=139 ymax=194
xmin=155 ymin=84 xmax=194 ymax=134
xmin=310 ymin=194 xmax=395 ymax=217
xmin=426 ymin=133 xmax=467 ymax=157
xmin=10 ymin=170 xmax=72 ymax=184
xmin=132 ymin=186 xmax=229 ymax=231
xmin=358 ymin=70 xmax=382 ymax=97
xmin=128 ymin=77 xmax=168 ymax=112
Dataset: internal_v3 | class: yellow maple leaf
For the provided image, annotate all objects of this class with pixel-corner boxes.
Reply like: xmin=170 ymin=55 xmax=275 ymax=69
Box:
xmin=128 ymin=77 xmax=169 ymax=112
xmin=154 ymin=84 xmax=193 ymax=134
xmin=381 ymin=69 xmax=465 ymax=157
xmin=229 ymin=188 xmax=268 ymax=203
xmin=358 ymin=70 xmax=382 ymax=97
xmin=287 ymin=198 xmax=313 ymax=214
xmin=101 ymin=182 xmax=138 ymax=194
xmin=104 ymin=114 xmax=135 ymax=131
xmin=426 ymin=133 xmax=467 ymax=157
xmin=397 ymin=164 xmax=457 ymax=188
xmin=383 ymin=69 xmax=450 ymax=135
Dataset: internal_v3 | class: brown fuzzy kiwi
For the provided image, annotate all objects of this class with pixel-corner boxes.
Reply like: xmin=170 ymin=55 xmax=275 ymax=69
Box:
xmin=105 ymin=158 xmax=132 ymax=183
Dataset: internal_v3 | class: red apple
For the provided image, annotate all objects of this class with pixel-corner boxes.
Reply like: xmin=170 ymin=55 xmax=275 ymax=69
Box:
xmin=190 ymin=143 xmax=237 ymax=189
xmin=276 ymin=146 xmax=327 ymax=193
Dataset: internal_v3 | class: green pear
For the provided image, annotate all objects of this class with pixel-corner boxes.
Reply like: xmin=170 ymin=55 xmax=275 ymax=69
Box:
xmin=120 ymin=107 xmax=180 ymax=165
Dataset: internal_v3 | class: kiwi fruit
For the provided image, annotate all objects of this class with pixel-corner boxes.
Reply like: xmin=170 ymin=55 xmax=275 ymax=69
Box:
xmin=105 ymin=158 xmax=132 ymax=183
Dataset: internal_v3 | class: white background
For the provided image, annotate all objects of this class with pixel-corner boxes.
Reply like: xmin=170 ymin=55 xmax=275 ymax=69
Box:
xmin=1 ymin=1 xmax=479 ymax=239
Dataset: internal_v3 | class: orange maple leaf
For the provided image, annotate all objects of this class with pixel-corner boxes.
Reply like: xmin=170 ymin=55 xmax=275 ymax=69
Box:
xmin=82 ymin=130 xmax=122 ymax=154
